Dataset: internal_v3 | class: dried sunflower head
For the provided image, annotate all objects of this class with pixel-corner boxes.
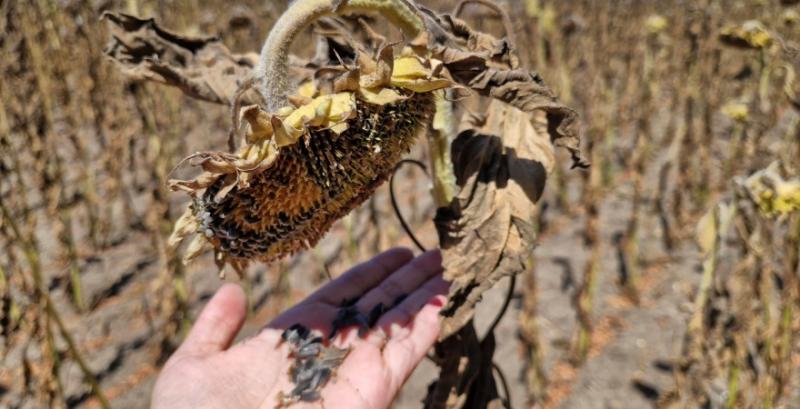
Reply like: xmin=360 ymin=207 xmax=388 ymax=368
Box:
xmin=739 ymin=162 xmax=800 ymax=217
xmin=169 ymin=34 xmax=450 ymax=269
xmin=719 ymin=20 xmax=772 ymax=49
xmin=721 ymin=101 xmax=750 ymax=123
xmin=645 ymin=15 xmax=668 ymax=34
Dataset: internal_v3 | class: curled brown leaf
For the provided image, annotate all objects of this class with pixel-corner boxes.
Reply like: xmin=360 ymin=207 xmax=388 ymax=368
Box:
xmin=436 ymin=100 xmax=554 ymax=339
xmin=416 ymin=7 xmax=587 ymax=168
xmin=102 ymin=12 xmax=261 ymax=105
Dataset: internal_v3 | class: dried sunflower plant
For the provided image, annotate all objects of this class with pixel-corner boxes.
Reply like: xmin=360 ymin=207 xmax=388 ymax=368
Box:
xmin=104 ymin=0 xmax=582 ymax=407
xmin=662 ymin=160 xmax=800 ymax=408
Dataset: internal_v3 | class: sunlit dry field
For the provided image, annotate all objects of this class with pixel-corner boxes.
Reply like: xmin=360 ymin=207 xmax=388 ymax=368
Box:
xmin=1 ymin=0 xmax=799 ymax=408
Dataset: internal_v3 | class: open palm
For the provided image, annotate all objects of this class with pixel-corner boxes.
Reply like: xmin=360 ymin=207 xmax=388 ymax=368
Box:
xmin=151 ymin=248 xmax=448 ymax=409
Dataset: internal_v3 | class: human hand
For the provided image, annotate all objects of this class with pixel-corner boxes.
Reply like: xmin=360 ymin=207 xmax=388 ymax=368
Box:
xmin=151 ymin=248 xmax=448 ymax=409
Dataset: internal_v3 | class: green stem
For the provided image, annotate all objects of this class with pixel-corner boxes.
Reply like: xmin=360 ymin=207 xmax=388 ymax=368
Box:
xmin=691 ymin=239 xmax=718 ymax=333
xmin=257 ymin=0 xmax=424 ymax=110
xmin=576 ymin=257 xmax=597 ymax=363
xmin=726 ymin=362 xmax=740 ymax=409
xmin=758 ymin=48 xmax=770 ymax=114
xmin=520 ymin=256 xmax=548 ymax=404
xmin=59 ymin=209 xmax=86 ymax=311
xmin=429 ymin=91 xmax=457 ymax=206
xmin=725 ymin=122 xmax=746 ymax=179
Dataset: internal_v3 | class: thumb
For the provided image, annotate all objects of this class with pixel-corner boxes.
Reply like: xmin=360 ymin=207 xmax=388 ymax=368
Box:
xmin=175 ymin=283 xmax=247 ymax=357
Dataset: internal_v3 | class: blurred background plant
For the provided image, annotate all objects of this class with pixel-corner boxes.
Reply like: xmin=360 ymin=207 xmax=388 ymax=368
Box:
xmin=0 ymin=0 xmax=798 ymax=408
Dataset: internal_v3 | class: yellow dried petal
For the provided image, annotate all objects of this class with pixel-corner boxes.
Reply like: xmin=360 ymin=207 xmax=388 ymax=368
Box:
xmin=276 ymin=106 xmax=294 ymax=116
xmin=311 ymin=97 xmax=333 ymax=127
xmin=392 ymin=56 xmax=430 ymax=79
xmin=168 ymin=207 xmax=197 ymax=248
xmin=325 ymin=93 xmax=357 ymax=122
xmin=271 ymin=116 xmax=298 ymax=147
xmin=285 ymin=93 xmax=355 ymax=129
xmin=241 ymin=105 xmax=273 ymax=143
xmin=297 ymin=81 xmax=318 ymax=98
xmin=390 ymin=56 xmax=451 ymax=93
xmin=391 ymin=77 xmax=452 ymax=93
xmin=183 ymin=235 xmax=210 ymax=264
xmin=774 ymin=182 xmax=800 ymax=214
xmin=271 ymin=93 xmax=357 ymax=146
xmin=645 ymin=15 xmax=668 ymax=33
xmin=329 ymin=122 xmax=349 ymax=135
xmin=722 ymin=102 xmax=749 ymax=122
xmin=360 ymin=87 xmax=408 ymax=105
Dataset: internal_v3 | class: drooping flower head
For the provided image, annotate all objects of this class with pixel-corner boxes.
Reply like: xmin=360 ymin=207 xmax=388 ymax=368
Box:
xmin=168 ymin=0 xmax=451 ymax=271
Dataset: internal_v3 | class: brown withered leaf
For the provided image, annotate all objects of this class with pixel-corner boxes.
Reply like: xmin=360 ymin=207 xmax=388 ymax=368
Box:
xmin=416 ymin=7 xmax=587 ymax=168
xmin=430 ymin=9 xmax=519 ymax=69
xmin=435 ymin=99 xmax=554 ymax=339
xmin=447 ymin=61 xmax=584 ymax=167
xmin=102 ymin=12 xmax=261 ymax=105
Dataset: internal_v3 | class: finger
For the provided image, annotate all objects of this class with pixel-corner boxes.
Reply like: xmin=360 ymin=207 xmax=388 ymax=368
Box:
xmin=306 ymin=247 xmax=414 ymax=306
xmin=375 ymin=274 xmax=449 ymax=332
xmin=377 ymin=275 xmax=448 ymax=389
xmin=175 ymin=283 xmax=247 ymax=357
xmin=266 ymin=302 xmax=338 ymax=335
xmin=354 ymin=250 xmax=442 ymax=315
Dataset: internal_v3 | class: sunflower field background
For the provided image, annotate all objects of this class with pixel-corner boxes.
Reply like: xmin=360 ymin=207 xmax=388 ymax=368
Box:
xmin=1 ymin=0 xmax=799 ymax=408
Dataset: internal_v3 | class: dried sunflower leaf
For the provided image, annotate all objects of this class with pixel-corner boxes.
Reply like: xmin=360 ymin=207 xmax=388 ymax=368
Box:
xmin=445 ymin=58 xmax=584 ymax=167
xmin=418 ymin=8 xmax=586 ymax=167
xmin=695 ymin=208 xmax=717 ymax=256
xmin=102 ymin=12 xmax=261 ymax=105
xmin=429 ymin=12 xmax=519 ymax=69
xmin=358 ymin=44 xmax=395 ymax=89
xmin=436 ymin=100 xmax=553 ymax=339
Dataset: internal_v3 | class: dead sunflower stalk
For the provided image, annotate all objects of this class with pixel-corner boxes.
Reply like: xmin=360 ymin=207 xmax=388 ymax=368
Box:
xmin=667 ymin=161 xmax=800 ymax=408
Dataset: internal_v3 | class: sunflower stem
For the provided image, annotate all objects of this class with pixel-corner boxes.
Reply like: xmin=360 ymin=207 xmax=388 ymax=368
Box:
xmin=429 ymin=91 xmax=457 ymax=206
xmin=258 ymin=0 xmax=425 ymax=111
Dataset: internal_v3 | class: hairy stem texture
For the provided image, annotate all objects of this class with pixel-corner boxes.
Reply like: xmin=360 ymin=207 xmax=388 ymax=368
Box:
xmin=258 ymin=0 xmax=424 ymax=110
